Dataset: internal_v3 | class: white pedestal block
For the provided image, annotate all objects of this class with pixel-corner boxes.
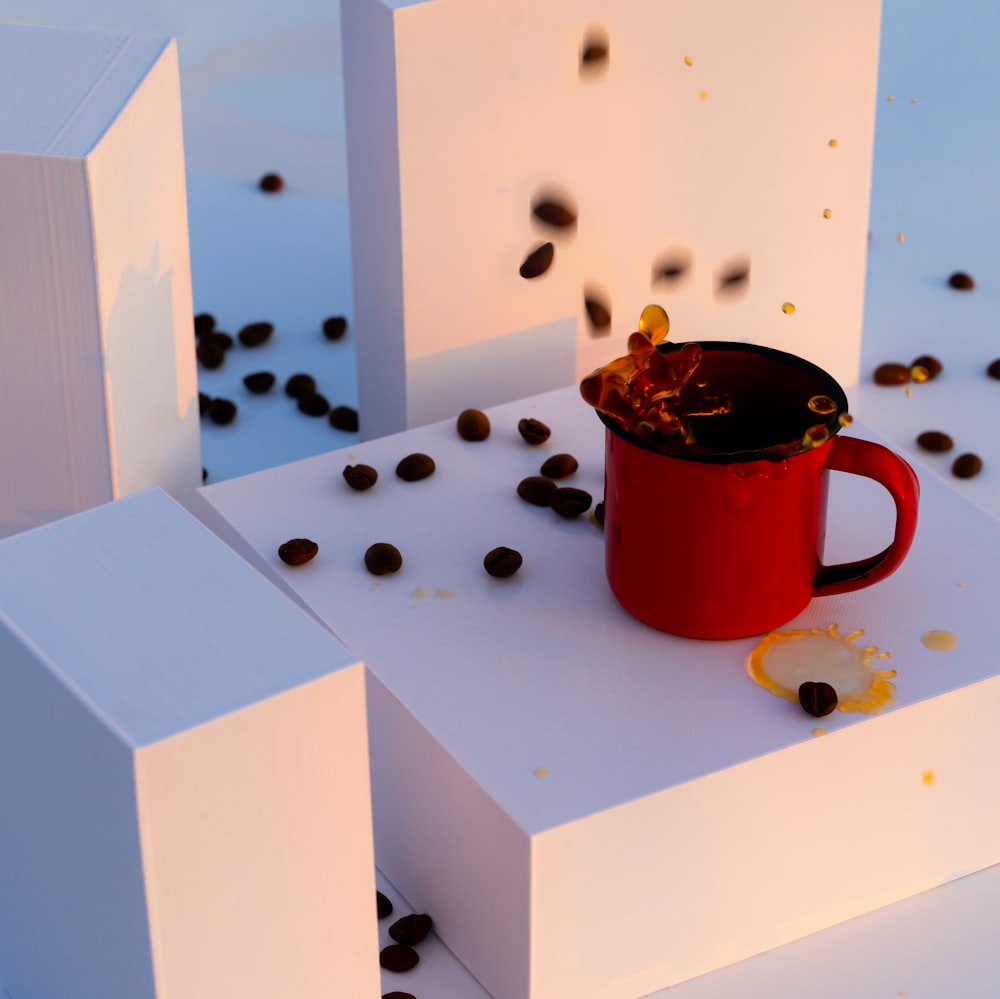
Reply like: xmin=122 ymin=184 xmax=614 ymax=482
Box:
xmin=0 ymin=25 xmax=201 ymax=539
xmin=0 ymin=490 xmax=379 ymax=999
xmin=199 ymin=385 xmax=1000 ymax=998
xmin=343 ymin=0 xmax=881 ymax=437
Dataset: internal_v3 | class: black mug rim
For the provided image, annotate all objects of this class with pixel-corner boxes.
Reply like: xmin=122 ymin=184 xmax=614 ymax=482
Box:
xmin=595 ymin=340 xmax=850 ymax=464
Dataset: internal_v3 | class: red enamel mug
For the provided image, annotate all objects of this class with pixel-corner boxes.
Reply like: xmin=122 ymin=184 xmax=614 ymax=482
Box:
xmin=599 ymin=342 xmax=920 ymax=640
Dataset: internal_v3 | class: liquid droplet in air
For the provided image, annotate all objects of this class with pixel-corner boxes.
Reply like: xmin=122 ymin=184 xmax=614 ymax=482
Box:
xmin=637 ymin=304 xmax=670 ymax=344
xmin=802 ymin=425 xmax=830 ymax=448
xmin=808 ymin=395 xmax=837 ymax=415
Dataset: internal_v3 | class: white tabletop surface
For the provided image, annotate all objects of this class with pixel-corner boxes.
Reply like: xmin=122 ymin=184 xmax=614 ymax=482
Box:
xmin=2 ymin=0 xmax=1000 ymax=995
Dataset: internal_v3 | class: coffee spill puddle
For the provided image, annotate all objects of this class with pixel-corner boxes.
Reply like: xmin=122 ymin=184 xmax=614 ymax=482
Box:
xmin=920 ymin=629 xmax=958 ymax=652
xmin=746 ymin=624 xmax=896 ymax=713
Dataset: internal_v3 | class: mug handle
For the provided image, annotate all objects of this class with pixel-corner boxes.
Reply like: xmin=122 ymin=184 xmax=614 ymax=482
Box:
xmin=813 ymin=434 xmax=920 ymax=597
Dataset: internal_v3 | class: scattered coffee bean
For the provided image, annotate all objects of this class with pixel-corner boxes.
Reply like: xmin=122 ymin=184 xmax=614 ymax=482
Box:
xmin=457 ymin=408 xmax=491 ymax=441
xmin=285 ymin=373 xmax=317 ymax=399
xmin=237 ymin=321 xmax=274 ymax=347
xmin=947 ymin=271 xmax=974 ymax=290
xmin=584 ymin=293 xmax=612 ymax=334
xmin=519 ymin=242 xmax=554 ymax=279
xmin=987 ymin=359 xmax=1000 ymax=380
xmin=798 ymin=680 xmax=838 ymax=718
xmin=278 ymin=538 xmax=319 ymax=566
xmin=718 ymin=261 xmax=751 ymax=289
xmin=379 ymin=945 xmax=419 ymax=973
xmin=193 ymin=312 xmax=215 ymax=338
xmin=531 ymin=197 xmax=577 ymax=228
xmin=952 ymin=453 xmax=983 ymax=479
xmin=207 ymin=398 xmax=237 ymax=425
xmin=322 ymin=315 xmax=348 ymax=340
xmin=911 ymin=354 xmax=942 ymax=380
xmin=593 ymin=501 xmax=605 ymax=527
xmin=517 ymin=476 xmax=557 ymax=506
xmin=580 ymin=31 xmax=609 ymax=68
xmin=259 ymin=172 xmax=284 ymax=193
xmin=916 ymin=430 xmax=953 ymax=453
xmin=202 ymin=467 xmax=208 ymax=482
xmin=518 ymin=418 xmax=551 ymax=445
xmin=329 ymin=406 xmax=359 ymax=432
xmin=365 ymin=542 xmax=403 ymax=576
xmin=204 ymin=330 xmax=233 ymax=351
xmin=298 ymin=392 xmax=330 ymax=417
xmin=343 ymin=464 xmax=378 ymax=491
xmin=396 ymin=453 xmax=435 ymax=481
xmin=382 ymin=992 xmax=416 ymax=999
xmin=540 ymin=453 xmax=578 ymax=479
xmin=388 ymin=913 xmax=434 ymax=946
xmin=196 ymin=339 xmax=225 ymax=370
xmin=652 ymin=256 xmax=690 ymax=282
xmin=243 ymin=371 xmax=276 ymax=394
xmin=198 ymin=392 xmax=211 ymax=416
xmin=484 ymin=547 xmax=523 ymax=578
xmin=550 ymin=487 xmax=592 ymax=518
xmin=377 ymin=890 xmax=393 ymax=919
xmin=872 ymin=362 xmax=910 ymax=385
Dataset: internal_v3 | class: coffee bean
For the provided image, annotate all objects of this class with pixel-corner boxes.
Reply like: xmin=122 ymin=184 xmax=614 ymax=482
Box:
xmin=329 ymin=406 xmax=359 ymax=432
xmin=376 ymin=890 xmax=393 ymax=919
xmin=593 ymin=501 xmax=605 ymax=527
xmin=388 ymin=913 xmax=434 ymax=946
xmin=278 ymin=538 xmax=318 ymax=566
xmin=202 ymin=467 xmax=208 ymax=482
xmin=204 ymin=330 xmax=233 ymax=351
xmin=550 ymin=487 xmax=592 ymax=518
xmin=322 ymin=315 xmax=348 ymax=340
xmin=194 ymin=312 xmax=215 ymax=338
xmin=243 ymin=371 xmax=276 ymax=394
xmin=207 ymin=398 xmax=237 ymax=425
xmin=379 ymin=945 xmax=419 ymax=973
xmin=382 ymin=992 xmax=416 ymax=999
xmin=531 ymin=198 xmax=577 ymax=228
xmin=199 ymin=392 xmax=212 ymax=416
xmin=952 ymin=453 xmax=983 ymax=479
xmin=237 ymin=321 xmax=274 ymax=347
xmin=718 ymin=261 xmax=751 ymax=289
xmin=196 ymin=339 xmax=225 ymax=369
xmin=911 ymin=354 xmax=942 ymax=380
xmin=518 ymin=418 xmax=551 ymax=445
xmin=948 ymin=271 xmax=974 ymax=290
xmin=652 ymin=256 xmax=690 ymax=282
xmin=259 ymin=172 xmax=284 ymax=193
xmin=540 ymin=453 xmax=578 ymax=479
xmin=396 ymin=453 xmax=435 ymax=481
xmin=285 ymin=373 xmax=317 ymax=399
xmin=916 ymin=430 xmax=953 ymax=453
xmin=987 ymin=359 xmax=1000 ymax=380
xmin=519 ymin=242 xmax=554 ymax=279
xmin=798 ymin=681 xmax=838 ymax=717
xmin=873 ymin=362 xmax=910 ymax=385
xmin=365 ymin=543 xmax=403 ymax=575
xmin=457 ymin=408 xmax=491 ymax=441
xmin=343 ymin=464 xmax=378 ymax=491
xmin=581 ymin=42 xmax=609 ymax=64
xmin=517 ymin=476 xmax=557 ymax=506
xmin=484 ymin=547 xmax=523 ymax=578
xmin=298 ymin=392 xmax=330 ymax=417
xmin=584 ymin=293 xmax=612 ymax=334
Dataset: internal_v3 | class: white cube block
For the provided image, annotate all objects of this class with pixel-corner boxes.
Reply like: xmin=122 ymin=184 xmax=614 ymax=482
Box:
xmin=343 ymin=0 xmax=881 ymax=437
xmin=200 ymin=385 xmax=1000 ymax=998
xmin=0 ymin=26 xmax=201 ymax=539
xmin=0 ymin=490 xmax=379 ymax=999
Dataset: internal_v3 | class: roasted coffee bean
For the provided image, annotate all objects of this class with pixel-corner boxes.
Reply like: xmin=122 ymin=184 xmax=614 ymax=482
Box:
xmin=911 ymin=354 xmax=942 ymax=380
xmin=872 ymin=362 xmax=910 ymax=385
xmin=207 ymin=398 xmax=237 ymax=425
xmin=196 ymin=339 xmax=225 ymax=369
xmin=798 ymin=681 xmax=838 ymax=718
xmin=532 ymin=198 xmax=577 ymax=228
xmin=593 ymin=501 xmax=605 ymax=527
xmin=952 ymin=453 xmax=983 ymax=479
xmin=365 ymin=542 xmax=403 ymax=576
xmin=519 ymin=242 xmax=554 ymax=279
xmin=343 ymin=464 xmax=378 ymax=491
xmin=388 ymin=913 xmax=434 ymax=946
xmin=948 ymin=271 xmax=974 ymax=290
xmin=298 ymin=392 xmax=330 ymax=417
xmin=194 ymin=312 xmax=215 ymax=338
xmin=584 ymin=293 xmax=612 ymax=333
xmin=329 ymin=406 xmax=359 ymax=432
xmin=243 ymin=371 xmax=276 ymax=394
xmin=396 ymin=453 xmax=435 ymax=481
xmin=322 ymin=315 xmax=348 ymax=340
xmin=484 ymin=547 xmax=523 ymax=578
xmin=581 ymin=41 xmax=609 ymax=66
xmin=285 ymin=373 xmax=317 ymax=398
xmin=202 ymin=467 xmax=208 ymax=482
xmin=237 ymin=321 xmax=274 ymax=347
xmin=199 ymin=392 xmax=212 ymax=416
xmin=916 ymin=430 xmax=953 ymax=453
xmin=379 ymin=945 xmax=419 ymax=973
xmin=518 ymin=418 xmax=551 ymax=445
xmin=457 ymin=408 xmax=491 ymax=441
xmin=718 ymin=261 xmax=751 ymax=289
xmin=259 ymin=172 xmax=284 ymax=193
xmin=550 ymin=487 xmax=592 ymax=518
xmin=382 ymin=992 xmax=416 ymax=999
xmin=376 ymin=890 xmax=393 ymax=919
xmin=987 ymin=359 xmax=1000 ymax=380
xmin=517 ymin=476 xmax=557 ymax=506
xmin=540 ymin=453 xmax=578 ymax=479
xmin=278 ymin=538 xmax=318 ymax=566
xmin=652 ymin=256 xmax=690 ymax=282
xmin=204 ymin=330 xmax=233 ymax=351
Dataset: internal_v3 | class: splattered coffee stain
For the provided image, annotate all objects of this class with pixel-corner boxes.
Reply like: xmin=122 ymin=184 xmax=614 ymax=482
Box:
xmin=433 ymin=589 xmax=455 ymax=599
xmin=533 ymin=767 xmax=550 ymax=778
xmin=811 ymin=727 xmax=828 ymax=737
xmin=922 ymin=769 xmax=934 ymax=787
xmin=409 ymin=586 xmax=429 ymax=599
xmin=920 ymin=629 xmax=958 ymax=652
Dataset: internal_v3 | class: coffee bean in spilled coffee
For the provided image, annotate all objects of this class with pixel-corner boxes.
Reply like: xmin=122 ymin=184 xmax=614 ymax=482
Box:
xmin=379 ymin=945 xmax=419 ymax=973
xmin=457 ymin=408 xmax=490 ymax=441
xmin=518 ymin=418 xmax=551 ymax=445
xmin=540 ymin=453 xmax=578 ymax=479
xmin=484 ymin=547 xmax=523 ymax=578
xmin=343 ymin=464 xmax=378 ymax=491
xmin=798 ymin=680 xmax=838 ymax=717
xmin=278 ymin=539 xmax=319 ymax=566
xmin=517 ymin=476 xmax=557 ymax=507
xmin=388 ymin=913 xmax=434 ymax=946
xmin=365 ymin=542 xmax=403 ymax=575
xmin=551 ymin=487 xmax=592 ymax=518
xmin=396 ymin=453 xmax=435 ymax=481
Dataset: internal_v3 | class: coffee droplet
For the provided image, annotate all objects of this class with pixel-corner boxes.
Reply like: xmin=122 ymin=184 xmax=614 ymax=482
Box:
xmin=519 ymin=242 xmax=554 ymax=279
xmin=921 ymin=629 xmax=958 ymax=652
xmin=911 ymin=354 xmax=942 ymax=379
xmin=637 ymin=304 xmax=670 ymax=344
xmin=922 ymin=769 xmax=934 ymax=787
xmin=802 ymin=425 xmax=829 ymax=448
xmin=910 ymin=365 xmax=930 ymax=383
xmin=683 ymin=55 xmax=693 ymax=66
xmin=822 ymin=208 xmax=832 ymax=219
xmin=838 ymin=413 xmax=854 ymax=427
xmin=828 ymin=138 xmax=838 ymax=147
xmin=781 ymin=301 xmax=795 ymax=314
xmin=808 ymin=395 xmax=837 ymax=415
